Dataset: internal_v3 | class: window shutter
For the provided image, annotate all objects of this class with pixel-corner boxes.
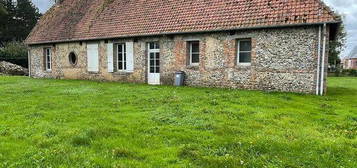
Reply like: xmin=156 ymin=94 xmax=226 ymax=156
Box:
xmin=107 ymin=42 xmax=114 ymax=72
xmin=126 ymin=42 xmax=134 ymax=72
xmin=87 ymin=43 xmax=99 ymax=72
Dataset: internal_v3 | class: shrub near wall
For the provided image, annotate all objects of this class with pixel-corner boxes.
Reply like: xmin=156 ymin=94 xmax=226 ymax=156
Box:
xmin=329 ymin=69 xmax=357 ymax=77
xmin=0 ymin=42 xmax=28 ymax=68
xmin=343 ymin=69 xmax=357 ymax=77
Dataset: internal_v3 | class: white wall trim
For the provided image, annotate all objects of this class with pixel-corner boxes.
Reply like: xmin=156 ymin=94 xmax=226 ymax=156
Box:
xmin=320 ymin=24 xmax=327 ymax=95
xmin=316 ymin=26 xmax=321 ymax=95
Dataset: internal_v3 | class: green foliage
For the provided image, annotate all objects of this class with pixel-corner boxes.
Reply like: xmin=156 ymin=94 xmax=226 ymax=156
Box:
xmin=330 ymin=69 xmax=357 ymax=77
xmin=0 ymin=76 xmax=356 ymax=167
xmin=0 ymin=1 xmax=7 ymax=16
xmin=329 ymin=23 xmax=347 ymax=67
xmin=0 ymin=0 xmax=41 ymax=43
xmin=0 ymin=41 xmax=27 ymax=59
xmin=342 ymin=69 xmax=357 ymax=77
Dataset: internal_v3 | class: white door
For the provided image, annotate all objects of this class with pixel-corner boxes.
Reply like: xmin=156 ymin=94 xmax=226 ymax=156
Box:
xmin=87 ymin=43 xmax=99 ymax=72
xmin=148 ymin=42 xmax=160 ymax=85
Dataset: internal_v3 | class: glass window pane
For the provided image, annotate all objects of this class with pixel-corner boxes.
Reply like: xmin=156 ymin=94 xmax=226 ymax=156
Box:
xmin=150 ymin=60 xmax=155 ymax=66
xmin=155 ymin=53 xmax=160 ymax=59
xmin=119 ymin=62 xmax=123 ymax=70
xmin=119 ymin=54 xmax=123 ymax=61
xmin=150 ymin=43 xmax=155 ymax=50
xmin=124 ymin=62 xmax=126 ymax=70
xmin=191 ymin=42 xmax=199 ymax=53
xmin=118 ymin=44 xmax=122 ymax=52
xmin=239 ymin=40 xmax=251 ymax=52
xmin=155 ymin=43 xmax=160 ymax=49
xmin=191 ymin=54 xmax=199 ymax=63
xmin=239 ymin=52 xmax=251 ymax=63
xmin=150 ymin=53 xmax=155 ymax=59
xmin=156 ymin=60 xmax=160 ymax=66
xmin=150 ymin=67 xmax=155 ymax=73
xmin=156 ymin=67 xmax=160 ymax=73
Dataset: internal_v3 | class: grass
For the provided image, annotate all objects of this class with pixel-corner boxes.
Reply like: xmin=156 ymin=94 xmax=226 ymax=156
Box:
xmin=0 ymin=76 xmax=356 ymax=168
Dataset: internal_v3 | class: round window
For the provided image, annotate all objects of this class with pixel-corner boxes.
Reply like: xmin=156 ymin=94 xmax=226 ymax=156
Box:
xmin=69 ymin=52 xmax=77 ymax=65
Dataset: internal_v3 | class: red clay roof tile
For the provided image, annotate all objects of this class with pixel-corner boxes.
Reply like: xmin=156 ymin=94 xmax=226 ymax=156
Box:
xmin=25 ymin=0 xmax=339 ymax=44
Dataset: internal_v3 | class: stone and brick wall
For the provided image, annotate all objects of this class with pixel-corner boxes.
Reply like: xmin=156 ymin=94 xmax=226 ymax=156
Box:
xmin=28 ymin=26 xmax=329 ymax=94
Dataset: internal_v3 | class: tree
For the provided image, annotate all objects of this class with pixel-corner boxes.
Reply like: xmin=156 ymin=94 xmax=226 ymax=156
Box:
xmin=0 ymin=0 xmax=16 ymax=42
xmin=0 ymin=1 xmax=7 ymax=17
xmin=0 ymin=41 xmax=28 ymax=67
xmin=0 ymin=0 xmax=40 ymax=67
xmin=0 ymin=0 xmax=41 ymax=43
xmin=329 ymin=23 xmax=347 ymax=69
xmin=14 ymin=0 xmax=42 ymax=40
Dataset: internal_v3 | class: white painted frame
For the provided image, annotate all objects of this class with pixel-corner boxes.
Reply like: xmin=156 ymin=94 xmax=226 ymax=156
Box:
xmin=107 ymin=42 xmax=114 ymax=73
xmin=189 ymin=41 xmax=200 ymax=66
xmin=147 ymin=42 xmax=160 ymax=85
xmin=45 ymin=48 xmax=52 ymax=71
xmin=116 ymin=43 xmax=127 ymax=71
xmin=237 ymin=39 xmax=252 ymax=66
xmin=87 ymin=43 xmax=99 ymax=72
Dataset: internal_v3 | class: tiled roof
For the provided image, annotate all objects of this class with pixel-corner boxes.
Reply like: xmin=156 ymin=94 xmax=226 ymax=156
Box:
xmin=25 ymin=0 xmax=339 ymax=44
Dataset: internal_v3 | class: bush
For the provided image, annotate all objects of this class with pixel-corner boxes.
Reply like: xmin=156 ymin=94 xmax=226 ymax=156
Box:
xmin=0 ymin=41 xmax=28 ymax=67
xmin=330 ymin=69 xmax=357 ymax=77
xmin=344 ymin=69 xmax=357 ymax=77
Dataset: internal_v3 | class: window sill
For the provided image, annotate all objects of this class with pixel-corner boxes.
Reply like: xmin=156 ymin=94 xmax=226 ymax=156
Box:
xmin=88 ymin=71 xmax=99 ymax=74
xmin=112 ymin=71 xmax=134 ymax=75
xmin=237 ymin=63 xmax=251 ymax=67
xmin=235 ymin=63 xmax=252 ymax=70
xmin=186 ymin=64 xmax=199 ymax=70
xmin=45 ymin=70 xmax=52 ymax=73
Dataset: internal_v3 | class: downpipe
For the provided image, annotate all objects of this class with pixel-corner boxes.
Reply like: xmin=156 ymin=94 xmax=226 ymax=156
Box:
xmin=320 ymin=24 xmax=327 ymax=95
xmin=28 ymin=49 xmax=31 ymax=78
xmin=316 ymin=26 xmax=321 ymax=95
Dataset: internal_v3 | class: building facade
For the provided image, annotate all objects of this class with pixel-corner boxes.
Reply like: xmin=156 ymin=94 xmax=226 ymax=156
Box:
xmin=343 ymin=46 xmax=357 ymax=70
xmin=343 ymin=58 xmax=357 ymax=70
xmin=25 ymin=0 xmax=340 ymax=95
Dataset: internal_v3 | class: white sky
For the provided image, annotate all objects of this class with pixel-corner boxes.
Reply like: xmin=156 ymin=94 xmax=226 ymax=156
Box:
xmin=31 ymin=0 xmax=357 ymax=58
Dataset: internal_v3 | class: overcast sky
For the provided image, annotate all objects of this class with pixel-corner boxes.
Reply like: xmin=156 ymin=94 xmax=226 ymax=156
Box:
xmin=31 ymin=0 xmax=356 ymax=58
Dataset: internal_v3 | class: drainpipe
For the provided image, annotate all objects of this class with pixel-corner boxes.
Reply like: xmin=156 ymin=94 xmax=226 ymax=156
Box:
xmin=316 ymin=26 xmax=321 ymax=95
xmin=28 ymin=49 xmax=31 ymax=77
xmin=320 ymin=23 xmax=327 ymax=95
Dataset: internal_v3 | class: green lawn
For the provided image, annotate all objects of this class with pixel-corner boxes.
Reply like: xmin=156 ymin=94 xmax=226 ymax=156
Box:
xmin=0 ymin=76 xmax=356 ymax=168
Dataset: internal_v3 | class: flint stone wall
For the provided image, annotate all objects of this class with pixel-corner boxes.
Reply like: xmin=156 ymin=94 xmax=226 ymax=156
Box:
xmin=29 ymin=26 xmax=327 ymax=94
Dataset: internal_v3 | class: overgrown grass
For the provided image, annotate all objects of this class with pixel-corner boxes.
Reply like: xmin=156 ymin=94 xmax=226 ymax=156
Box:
xmin=0 ymin=76 xmax=356 ymax=167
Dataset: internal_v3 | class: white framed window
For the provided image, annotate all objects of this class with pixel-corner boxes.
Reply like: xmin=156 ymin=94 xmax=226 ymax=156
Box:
xmin=188 ymin=41 xmax=200 ymax=65
xmin=44 ymin=48 xmax=52 ymax=71
xmin=237 ymin=39 xmax=252 ymax=65
xmin=117 ymin=43 xmax=127 ymax=71
xmin=149 ymin=42 xmax=160 ymax=50
xmin=148 ymin=42 xmax=160 ymax=74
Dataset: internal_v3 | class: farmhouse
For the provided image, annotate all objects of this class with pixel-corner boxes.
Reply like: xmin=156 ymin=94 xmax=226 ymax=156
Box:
xmin=25 ymin=0 xmax=340 ymax=95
